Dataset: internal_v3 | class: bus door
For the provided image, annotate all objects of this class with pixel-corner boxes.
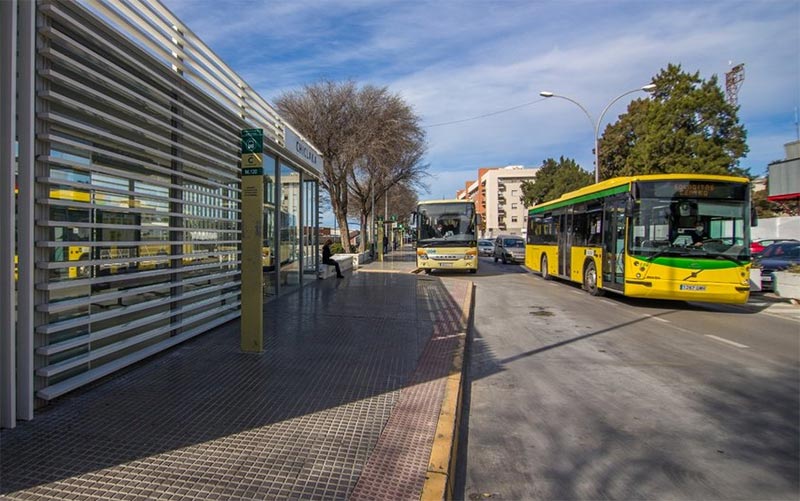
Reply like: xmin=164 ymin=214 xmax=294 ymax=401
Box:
xmin=602 ymin=196 xmax=626 ymax=291
xmin=558 ymin=209 xmax=571 ymax=277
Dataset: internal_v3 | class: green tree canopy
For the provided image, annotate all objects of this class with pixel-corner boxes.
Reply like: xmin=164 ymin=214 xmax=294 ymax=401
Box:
xmin=598 ymin=63 xmax=749 ymax=180
xmin=520 ymin=157 xmax=593 ymax=206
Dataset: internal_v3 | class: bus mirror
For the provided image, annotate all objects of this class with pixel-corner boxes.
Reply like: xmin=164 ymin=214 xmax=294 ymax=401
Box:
xmin=625 ymin=197 xmax=635 ymax=217
xmin=751 ymin=207 xmax=758 ymax=226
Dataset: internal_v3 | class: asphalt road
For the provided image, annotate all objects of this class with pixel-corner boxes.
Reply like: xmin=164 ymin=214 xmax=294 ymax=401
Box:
xmin=452 ymin=256 xmax=800 ymax=500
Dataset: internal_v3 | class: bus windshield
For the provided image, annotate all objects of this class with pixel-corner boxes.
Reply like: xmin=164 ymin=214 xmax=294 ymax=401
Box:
xmin=629 ymin=187 xmax=749 ymax=262
xmin=417 ymin=202 xmax=476 ymax=247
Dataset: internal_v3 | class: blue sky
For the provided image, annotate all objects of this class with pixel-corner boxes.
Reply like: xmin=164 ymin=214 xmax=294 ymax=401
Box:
xmin=166 ymin=0 xmax=799 ymax=204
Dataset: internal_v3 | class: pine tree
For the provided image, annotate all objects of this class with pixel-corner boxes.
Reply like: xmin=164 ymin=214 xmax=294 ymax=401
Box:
xmin=599 ymin=64 xmax=749 ymax=179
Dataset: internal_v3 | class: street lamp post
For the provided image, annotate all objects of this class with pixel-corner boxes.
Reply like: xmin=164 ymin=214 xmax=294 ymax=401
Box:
xmin=540 ymin=84 xmax=656 ymax=183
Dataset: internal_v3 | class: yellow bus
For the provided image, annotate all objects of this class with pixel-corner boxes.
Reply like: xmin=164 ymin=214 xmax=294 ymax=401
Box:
xmin=46 ymin=188 xmax=237 ymax=278
xmin=415 ymin=199 xmax=479 ymax=274
xmin=526 ymin=174 xmax=754 ymax=304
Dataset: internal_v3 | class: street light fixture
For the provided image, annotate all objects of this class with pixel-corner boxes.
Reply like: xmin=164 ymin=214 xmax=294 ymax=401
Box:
xmin=539 ymin=84 xmax=657 ymax=183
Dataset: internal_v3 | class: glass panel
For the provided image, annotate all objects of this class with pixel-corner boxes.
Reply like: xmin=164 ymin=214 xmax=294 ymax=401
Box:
xmin=629 ymin=197 xmax=748 ymax=260
xmin=303 ymin=178 xmax=318 ymax=283
xmin=263 ymin=154 xmax=277 ymax=298
xmin=279 ymin=163 xmax=300 ymax=293
xmin=416 ymin=201 xmax=476 ymax=246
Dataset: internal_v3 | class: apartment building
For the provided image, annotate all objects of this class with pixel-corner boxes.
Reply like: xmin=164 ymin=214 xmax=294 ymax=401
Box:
xmin=457 ymin=166 xmax=539 ymax=239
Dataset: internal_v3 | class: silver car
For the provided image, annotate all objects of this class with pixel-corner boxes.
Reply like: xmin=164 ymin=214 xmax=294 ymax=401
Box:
xmin=493 ymin=235 xmax=526 ymax=264
xmin=478 ymin=239 xmax=494 ymax=256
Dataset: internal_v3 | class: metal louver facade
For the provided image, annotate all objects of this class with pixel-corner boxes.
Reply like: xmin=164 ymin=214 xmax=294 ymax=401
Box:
xmin=1 ymin=0 xmax=323 ymax=428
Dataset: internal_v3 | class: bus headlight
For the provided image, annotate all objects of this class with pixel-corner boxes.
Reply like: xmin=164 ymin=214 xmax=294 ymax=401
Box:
xmin=465 ymin=249 xmax=477 ymax=260
xmin=416 ymin=249 xmax=428 ymax=260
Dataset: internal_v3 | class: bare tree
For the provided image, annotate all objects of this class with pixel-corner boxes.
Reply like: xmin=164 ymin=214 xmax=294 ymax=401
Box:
xmin=275 ymin=81 xmax=428 ymax=252
xmin=349 ymin=140 xmax=427 ymax=251
xmin=274 ymin=81 xmax=362 ymax=245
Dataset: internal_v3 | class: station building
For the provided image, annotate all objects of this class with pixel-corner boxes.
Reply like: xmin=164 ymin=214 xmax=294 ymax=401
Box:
xmin=1 ymin=0 xmax=323 ymax=428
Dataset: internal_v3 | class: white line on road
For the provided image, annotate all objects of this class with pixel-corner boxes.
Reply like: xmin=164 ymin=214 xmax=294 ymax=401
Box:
xmin=648 ymin=315 xmax=670 ymax=323
xmin=704 ymin=334 xmax=749 ymax=349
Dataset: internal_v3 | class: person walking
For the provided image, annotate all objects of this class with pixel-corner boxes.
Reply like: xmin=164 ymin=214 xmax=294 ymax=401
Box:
xmin=322 ymin=239 xmax=344 ymax=278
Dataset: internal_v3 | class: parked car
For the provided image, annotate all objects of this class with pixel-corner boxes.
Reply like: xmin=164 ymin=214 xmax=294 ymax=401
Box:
xmin=756 ymin=241 xmax=800 ymax=291
xmin=751 ymin=238 xmax=798 ymax=257
xmin=493 ymin=235 xmax=526 ymax=264
xmin=477 ymin=239 xmax=494 ymax=256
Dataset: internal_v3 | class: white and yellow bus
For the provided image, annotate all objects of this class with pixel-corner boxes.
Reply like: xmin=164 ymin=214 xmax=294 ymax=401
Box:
xmin=527 ymin=174 xmax=754 ymax=304
xmin=415 ymin=199 xmax=479 ymax=274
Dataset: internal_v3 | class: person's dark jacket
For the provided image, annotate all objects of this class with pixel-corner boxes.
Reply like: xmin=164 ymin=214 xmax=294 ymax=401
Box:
xmin=322 ymin=244 xmax=333 ymax=264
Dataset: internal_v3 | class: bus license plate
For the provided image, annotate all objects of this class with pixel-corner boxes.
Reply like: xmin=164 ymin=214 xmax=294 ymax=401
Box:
xmin=680 ymin=284 xmax=706 ymax=291
xmin=440 ymin=262 xmax=453 ymax=268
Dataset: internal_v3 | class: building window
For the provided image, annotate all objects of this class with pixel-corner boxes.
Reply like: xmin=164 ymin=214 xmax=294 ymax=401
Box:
xmin=512 ymin=216 xmax=518 ymax=223
xmin=511 ymin=203 xmax=518 ymax=209
xmin=511 ymin=189 xmax=517 ymax=196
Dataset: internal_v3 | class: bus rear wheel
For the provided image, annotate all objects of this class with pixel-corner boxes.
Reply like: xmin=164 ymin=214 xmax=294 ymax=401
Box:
xmin=541 ymin=255 xmax=551 ymax=280
xmin=584 ymin=261 xmax=603 ymax=296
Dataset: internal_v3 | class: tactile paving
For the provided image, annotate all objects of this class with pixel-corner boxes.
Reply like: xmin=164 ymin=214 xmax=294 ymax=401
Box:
xmin=1 ymin=256 xmax=470 ymax=500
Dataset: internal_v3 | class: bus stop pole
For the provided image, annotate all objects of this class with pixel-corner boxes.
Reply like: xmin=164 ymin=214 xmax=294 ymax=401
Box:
xmin=240 ymin=129 xmax=264 ymax=353
xmin=377 ymin=221 xmax=384 ymax=262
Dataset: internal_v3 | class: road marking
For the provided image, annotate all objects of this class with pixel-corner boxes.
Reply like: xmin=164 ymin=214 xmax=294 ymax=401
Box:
xmin=569 ymin=290 xmax=583 ymax=296
xmin=648 ymin=315 xmax=670 ymax=323
xmin=704 ymin=334 xmax=749 ymax=349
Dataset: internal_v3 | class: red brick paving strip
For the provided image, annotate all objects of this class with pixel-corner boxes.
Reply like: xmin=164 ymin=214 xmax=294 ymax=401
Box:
xmin=350 ymin=278 xmax=469 ymax=500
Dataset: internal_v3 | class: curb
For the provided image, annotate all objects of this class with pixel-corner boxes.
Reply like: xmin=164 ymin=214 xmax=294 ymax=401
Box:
xmin=420 ymin=280 xmax=474 ymax=501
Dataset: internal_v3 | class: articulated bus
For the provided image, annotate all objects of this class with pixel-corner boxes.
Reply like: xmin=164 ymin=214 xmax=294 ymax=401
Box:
xmin=415 ymin=199 xmax=479 ymax=274
xmin=526 ymin=174 xmax=754 ymax=304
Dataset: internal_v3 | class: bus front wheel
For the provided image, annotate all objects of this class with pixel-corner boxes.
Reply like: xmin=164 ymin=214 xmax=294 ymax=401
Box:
xmin=541 ymin=255 xmax=551 ymax=280
xmin=584 ymin=261 xmax=603 ymax=296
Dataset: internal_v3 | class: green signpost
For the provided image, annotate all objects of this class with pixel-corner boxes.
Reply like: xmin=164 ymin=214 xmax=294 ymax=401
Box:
xmin=241 ymin=129 xmax=264 ymax=353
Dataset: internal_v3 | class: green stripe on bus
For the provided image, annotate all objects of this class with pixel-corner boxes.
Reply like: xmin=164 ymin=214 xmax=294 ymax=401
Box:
xmin=633 ymin=256 xmax=747 ymax=269
xmin=529 ymin=184 xmax=630 ymax=214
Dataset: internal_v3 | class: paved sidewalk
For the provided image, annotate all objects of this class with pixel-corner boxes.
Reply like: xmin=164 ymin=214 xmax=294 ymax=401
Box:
xmin=0 ymin=248 xmax=471 ymax=500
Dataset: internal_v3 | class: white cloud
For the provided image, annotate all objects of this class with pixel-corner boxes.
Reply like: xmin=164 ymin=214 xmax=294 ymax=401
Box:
xmin=166 ymin=0 xmax=799 ymax=182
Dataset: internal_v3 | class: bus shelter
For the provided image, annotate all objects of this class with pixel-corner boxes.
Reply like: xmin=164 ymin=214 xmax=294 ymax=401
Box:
xmin=1 ymin=0 xmax=322 ymax=428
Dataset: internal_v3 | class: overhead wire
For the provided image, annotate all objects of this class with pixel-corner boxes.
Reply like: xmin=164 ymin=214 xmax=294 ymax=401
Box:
xmin=423 ymin=97 xmax=548 ymax=128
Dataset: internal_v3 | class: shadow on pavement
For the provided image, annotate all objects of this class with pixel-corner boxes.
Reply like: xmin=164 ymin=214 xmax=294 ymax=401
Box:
xmin=1 ymin=269 xmax=468 ymax=498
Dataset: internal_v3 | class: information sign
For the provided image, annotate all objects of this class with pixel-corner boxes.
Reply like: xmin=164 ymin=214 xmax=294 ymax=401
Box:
xmin=241 ymin=128 xmax=263 ymax=154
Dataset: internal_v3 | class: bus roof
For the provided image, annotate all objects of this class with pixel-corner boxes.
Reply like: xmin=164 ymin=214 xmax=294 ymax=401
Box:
xmin=417 ymin=199 xmax=473 ymax=206
xmin=528 ymin=173 xmax=749 ymax=214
